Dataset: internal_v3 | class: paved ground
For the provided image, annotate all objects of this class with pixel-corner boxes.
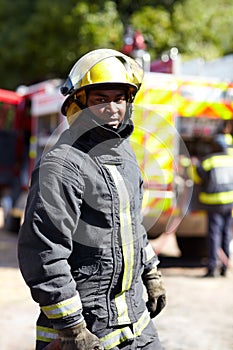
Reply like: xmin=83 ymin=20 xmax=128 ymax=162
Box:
xmin=157 ymin=267 xmax=233 ymax=350
xmin=0 ymin=228 xmax=233 ymax=350
xmin=0 ymin=228 xmax=38 ymax=350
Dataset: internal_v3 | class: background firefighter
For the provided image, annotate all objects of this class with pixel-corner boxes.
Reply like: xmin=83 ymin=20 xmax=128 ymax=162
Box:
xmin=191 ymin=135 xmax=233 ymax=277
xmin=18 ymin=49 xmax=166 ymax=350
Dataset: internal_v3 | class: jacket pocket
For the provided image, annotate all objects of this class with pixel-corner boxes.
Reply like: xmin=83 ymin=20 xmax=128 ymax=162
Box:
xmin=75 ymin=259 xmax=101 ymax=278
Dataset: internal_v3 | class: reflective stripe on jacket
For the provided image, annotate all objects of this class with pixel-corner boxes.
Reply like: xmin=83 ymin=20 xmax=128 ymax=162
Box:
xmin=195 ymin=151 xmax=233 ymax=211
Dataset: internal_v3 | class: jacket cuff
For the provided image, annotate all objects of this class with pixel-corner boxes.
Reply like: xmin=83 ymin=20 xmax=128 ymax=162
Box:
xmin=144 ymin=242 xmax=159 ymax=272
xmin=41 ymin=294 xmax=84 ymax=330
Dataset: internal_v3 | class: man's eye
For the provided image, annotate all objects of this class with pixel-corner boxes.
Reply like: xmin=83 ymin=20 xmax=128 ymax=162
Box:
xmin=96 ymin=98 xmax=107 ymax=103
xmin=93 ymin=96 xmax=125 ymax=104
xmin=116 ymin=96 xmax=126 ymax=103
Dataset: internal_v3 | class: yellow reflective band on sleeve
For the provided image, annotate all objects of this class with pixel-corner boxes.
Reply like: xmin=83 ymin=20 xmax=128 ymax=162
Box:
xmin=133 ymin=308 xmax=151 ymax=336
xmin=100 ymin=309 xmax=150 ymax=350
xmin=41 ymin=294 xmax=82 ymax=319
xmin=104 ymin=164 xmax=134 ymax=325
xmin=36 ymin=326 xmax=58 ymax=343
xmin=144 ymin=242 xmax=155 ymax=262
xmin=199 ymin=191 xmax=233 ymax=205
xmin=202 ymin=155 xmax=233 ymax=171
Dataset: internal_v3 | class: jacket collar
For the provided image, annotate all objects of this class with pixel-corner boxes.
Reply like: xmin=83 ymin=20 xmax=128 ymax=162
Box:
xmin=70 ymin=109 xmax=134 ymax=155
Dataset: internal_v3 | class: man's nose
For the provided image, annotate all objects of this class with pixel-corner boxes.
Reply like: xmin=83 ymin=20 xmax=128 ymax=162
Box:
xmin=105 ymin=101 xmax=118 ymax=112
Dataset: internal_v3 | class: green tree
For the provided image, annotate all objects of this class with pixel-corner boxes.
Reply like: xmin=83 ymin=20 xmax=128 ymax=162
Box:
xmin=129 ymin=0 xmax=233 ymax=61
xmin=0 ymin=0 xmax=123 ymax=89
xmin=130 ymin=6 xmax=175 ymax=56
xmin=0 ymin=0 xmax=36 ymax=88
xmin=172 ymin=0 xmax=233 ymax=60
xmin=0 ymin=0 xmax=232 ymax=89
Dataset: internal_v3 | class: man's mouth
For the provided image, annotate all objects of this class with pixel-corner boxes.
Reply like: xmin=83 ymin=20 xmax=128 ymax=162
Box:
xmin=105 ymin=115 xmax=120 ymax=128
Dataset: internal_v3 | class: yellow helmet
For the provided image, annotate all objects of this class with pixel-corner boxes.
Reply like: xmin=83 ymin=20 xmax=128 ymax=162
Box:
xmin=60 ymin=48 xmax=144 ymax=118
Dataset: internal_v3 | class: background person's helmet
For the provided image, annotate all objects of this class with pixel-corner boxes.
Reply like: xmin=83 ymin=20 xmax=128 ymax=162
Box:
xmin=213 ymin=134 xmax=227 ymax=152
xmin=60 ymin=48 xmax=144 ymax=120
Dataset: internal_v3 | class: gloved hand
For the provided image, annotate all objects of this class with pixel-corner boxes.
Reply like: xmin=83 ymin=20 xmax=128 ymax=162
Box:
xmin=143 ymin=268 xmax=166 ymax=319
xmin=57 ymin=320 xmax=104 ymax=350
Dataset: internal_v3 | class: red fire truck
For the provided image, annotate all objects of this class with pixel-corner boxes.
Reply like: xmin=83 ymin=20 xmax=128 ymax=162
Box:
xmin=134 ymin=73 xmax=233 ymax=257
xmin=0 ymin=80 xmax=66 ymax=231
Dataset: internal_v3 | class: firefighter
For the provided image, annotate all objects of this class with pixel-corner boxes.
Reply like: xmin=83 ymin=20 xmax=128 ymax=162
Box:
xmin=192 ymin=134 xmax=233 ymax=277
xmin=18 ymin=49 xmax=166 ymax=350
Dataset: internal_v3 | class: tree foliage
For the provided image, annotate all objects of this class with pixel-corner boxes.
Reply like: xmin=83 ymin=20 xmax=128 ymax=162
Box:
xmin=0 ymin=0 xmax=123 ymax=88
xmin=172 ymin=0 xmax=233 ymax=60
xmin=0 ymin=0 xmax=232 ymax=89
xmin=130 ymin=0 xmax=233 ymax=61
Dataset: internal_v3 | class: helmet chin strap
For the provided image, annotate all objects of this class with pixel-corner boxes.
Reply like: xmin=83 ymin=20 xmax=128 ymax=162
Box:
xmin=71 ymin=95 xmax=87 ymax=111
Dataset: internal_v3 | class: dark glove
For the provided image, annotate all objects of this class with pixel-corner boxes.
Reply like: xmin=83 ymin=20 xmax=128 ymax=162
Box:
xmin=143 ymin=268 xmax=166 ymax=319
xmin=57 ymin=320 xmax=104 ymax=350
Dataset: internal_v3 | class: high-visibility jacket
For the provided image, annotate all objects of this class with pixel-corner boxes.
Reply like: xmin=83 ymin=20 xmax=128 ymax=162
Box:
xmin=192 ymin=151 xmax=233 ymax=213
xmin=18 ymin=111 xmax=159 ymax=349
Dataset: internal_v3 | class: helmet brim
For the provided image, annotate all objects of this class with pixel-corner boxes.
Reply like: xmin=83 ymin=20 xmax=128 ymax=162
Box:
xmin=61 ymin=82 xmax=138 ymax=116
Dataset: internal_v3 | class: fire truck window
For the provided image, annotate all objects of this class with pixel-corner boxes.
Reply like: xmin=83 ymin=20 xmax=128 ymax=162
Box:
xmin=177 ymin=116 xmax=219 ymax=158
xmin=224 ymin=88 xmax=233 ymax=102
xmin=180 ymin=85 xmax=223 ymax=102
xmin=0 ymin=103 xmax=15 ymax=130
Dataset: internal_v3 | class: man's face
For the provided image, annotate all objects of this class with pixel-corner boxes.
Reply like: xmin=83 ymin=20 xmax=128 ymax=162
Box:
xmin=87 ymin=89 xmax=127 ymax=129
